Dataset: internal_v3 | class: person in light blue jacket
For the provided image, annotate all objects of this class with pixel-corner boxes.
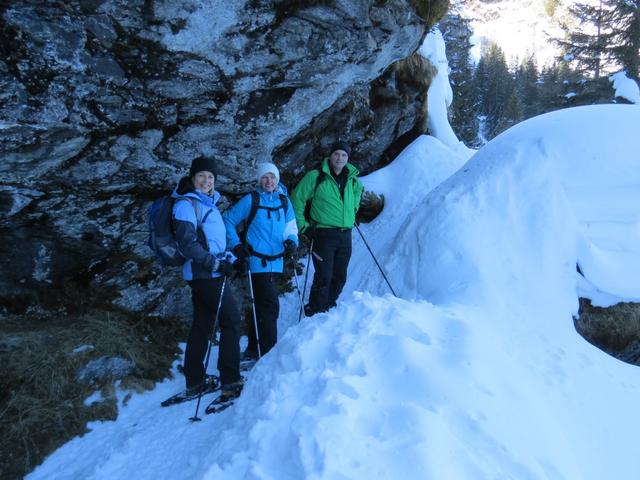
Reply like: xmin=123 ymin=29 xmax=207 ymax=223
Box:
xmin=172 ymin=156 xmax=243 ymax=400
xmin=223 ymin=162 xmax=298 ymax=359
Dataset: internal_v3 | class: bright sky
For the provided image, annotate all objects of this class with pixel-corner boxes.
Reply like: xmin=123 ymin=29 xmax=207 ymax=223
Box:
xmin=460 ymin=0 xmax=566 ymax=66
xmin=28 ymin=30 xmax=640 ymax=480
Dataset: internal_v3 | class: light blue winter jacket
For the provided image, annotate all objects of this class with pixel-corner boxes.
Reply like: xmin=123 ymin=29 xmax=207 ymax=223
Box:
xmin=171 ymin=177 xmax=228 ymax=281
xmin=223 ymin=185 xmax=298 ymax=274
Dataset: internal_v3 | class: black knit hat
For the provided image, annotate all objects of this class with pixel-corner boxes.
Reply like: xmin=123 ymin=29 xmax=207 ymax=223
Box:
xmin=330 ymin=141 xmax=351 ymax=157
xmin=189 ymin=156 xmax=217 ymax=178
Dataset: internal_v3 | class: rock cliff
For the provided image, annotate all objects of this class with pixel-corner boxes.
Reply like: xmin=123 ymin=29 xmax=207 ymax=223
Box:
xmin=0 ymin=0 xmax=436 ymax=318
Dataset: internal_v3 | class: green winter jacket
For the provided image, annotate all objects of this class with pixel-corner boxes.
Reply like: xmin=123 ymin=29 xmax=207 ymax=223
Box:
xmin=291 ymin=158 xmax=363 ymax=232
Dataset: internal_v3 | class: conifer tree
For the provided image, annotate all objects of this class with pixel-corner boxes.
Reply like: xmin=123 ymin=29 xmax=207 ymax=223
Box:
xmin=501 ymin=91 xmax=523 ymax=134
xmin=559 ymin=0 xmax=639 ymax=80
xmin=515 ymin=55 xmax=540 ymax=119
xmin=558 ymin=0 xmax=607 ymax=78
xmin=605 ymin=0 xmax=640 ymax=79
xmin=537 ymin=62 xmax=578 ymax=112
xmin=474 ymin=43 xmax=515 ymax=141
xmin=440 ymin=13 xmax=479 ymax=146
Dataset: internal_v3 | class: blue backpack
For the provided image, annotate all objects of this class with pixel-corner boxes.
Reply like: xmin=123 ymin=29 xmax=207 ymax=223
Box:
xmin=148 ymin=196 xmax=202 ymax=267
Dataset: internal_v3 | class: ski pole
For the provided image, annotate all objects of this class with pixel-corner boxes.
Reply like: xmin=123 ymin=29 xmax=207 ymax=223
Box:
xmin=298 ymin=239 xmax=314 ymax=322
xmin=354 ymin=224 xmax=397 ymax=297
xmin=211 ymin=255 xmax=233 ymax=346
xmin=289 ymin=252 xmax=304 ymax=313
xmin=247 ymin=267 xmax=262 ymax=359
xmin=190 ymin=275 xmax=227 ymax=422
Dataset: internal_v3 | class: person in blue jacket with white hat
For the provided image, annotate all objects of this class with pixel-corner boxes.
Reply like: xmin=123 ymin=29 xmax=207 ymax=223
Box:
xmin=223 ymin=162 xmax=299 ymax=359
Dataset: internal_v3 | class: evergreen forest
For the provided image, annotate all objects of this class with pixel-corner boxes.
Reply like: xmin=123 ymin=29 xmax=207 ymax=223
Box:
xmin=441 ymin=0 xmax=639 ymax=146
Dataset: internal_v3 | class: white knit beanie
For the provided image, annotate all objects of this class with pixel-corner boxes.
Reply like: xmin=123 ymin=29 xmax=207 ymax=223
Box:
xmin=256 ymin=162 xmax=280 ymax=183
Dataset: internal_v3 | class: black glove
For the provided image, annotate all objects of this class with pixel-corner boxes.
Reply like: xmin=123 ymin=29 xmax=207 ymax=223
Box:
xmin=232 ymin=244 xmax=248 ymax=272
xmin=233 ymin=257 xmax=248 ymax=273
xmin=283 ymin=239 xmax=297 ymax=258
xmin=216 ymin=260 xmax=234 ymax=276
xmin=303 ymin=226 xmax=316 ymax=243
xmin=232 ymin=243 xmax=248 ymax=260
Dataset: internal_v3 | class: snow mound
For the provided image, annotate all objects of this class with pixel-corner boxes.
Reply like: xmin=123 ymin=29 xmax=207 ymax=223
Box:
xmin=361 ymin=105 xmax=640 ymax=307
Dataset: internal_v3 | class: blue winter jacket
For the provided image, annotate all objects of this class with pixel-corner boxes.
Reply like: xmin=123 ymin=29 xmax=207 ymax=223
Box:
xmin=172 ymin=177 xmax=228 ymax=281
xmin=223 ymin=185 xmax=299 ymax=274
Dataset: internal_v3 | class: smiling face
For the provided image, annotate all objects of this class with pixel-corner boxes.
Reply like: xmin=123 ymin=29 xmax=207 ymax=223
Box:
xmin=329 ymin=149 xmax=349 ymax=175
xmin=192 ymin=171 xmax=215 ymax=194
xmin=260 ymin=172 xmax=278 ymax=193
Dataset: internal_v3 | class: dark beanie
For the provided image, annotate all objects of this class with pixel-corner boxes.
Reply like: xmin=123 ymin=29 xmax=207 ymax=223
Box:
xmin=189 ymin=156 xmax=217 ymax=178
xmin=330 ymin=141 xmax=351 ymax=157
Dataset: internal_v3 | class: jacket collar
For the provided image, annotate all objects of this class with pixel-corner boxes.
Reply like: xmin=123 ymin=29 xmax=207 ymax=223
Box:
xmin=321 ymin=158 xmax=359 ymax=178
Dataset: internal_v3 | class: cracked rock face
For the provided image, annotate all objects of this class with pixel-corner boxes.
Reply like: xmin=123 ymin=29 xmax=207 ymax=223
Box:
xmin=0 ymin=0 xmax=430 ymax=317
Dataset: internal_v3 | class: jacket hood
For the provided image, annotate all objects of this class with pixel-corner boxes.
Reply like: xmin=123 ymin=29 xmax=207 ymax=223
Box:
xmin=175 ymin=176 xmax=195 ymax=196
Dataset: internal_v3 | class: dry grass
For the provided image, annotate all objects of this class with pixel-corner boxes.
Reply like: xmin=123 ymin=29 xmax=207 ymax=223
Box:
xmin=575 ymin=298 xmax=640 ymax=364
xmin=358 ymin=190 xmax=384 ymax=223
xmin=0 ymin=310 xmax=186 ymax=479
xmin=411 ymin=0 xmax=450 ymax=28
xmin=393 ymin=52 xmax=436 ymax=94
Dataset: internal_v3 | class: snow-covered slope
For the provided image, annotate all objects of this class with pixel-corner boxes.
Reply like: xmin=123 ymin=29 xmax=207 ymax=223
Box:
xmin=356 ymin=104 xmax=640 ymax=307
xmin=28 ymin=103 xmax=640 ymax=480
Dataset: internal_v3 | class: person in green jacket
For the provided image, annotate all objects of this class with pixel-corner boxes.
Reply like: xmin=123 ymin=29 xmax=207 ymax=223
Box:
xmin=291 ymin=142 xmax=363 ymax=316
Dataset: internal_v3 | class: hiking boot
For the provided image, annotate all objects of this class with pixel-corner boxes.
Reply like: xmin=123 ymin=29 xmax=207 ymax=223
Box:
xmin=303 ymin=304 xmax=317 ymax=317
xmin=186 ymin=373 xmax=219 ymax=396
xmin=219 ymin=378 xmax=244 ymax=401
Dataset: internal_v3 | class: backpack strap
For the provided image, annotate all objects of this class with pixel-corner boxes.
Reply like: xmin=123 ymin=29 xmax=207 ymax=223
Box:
xmin=246 ymin=191 xmax=260 ymax=232
xmin=305 ymin=166 xmax=326 ymax=225
xmin=314 ymin=166 xmax=326 ymax=194
xmin=247 ymin=246 xmax=285 ymax=267
xmin=278 ymin=193 xmax=288 ymax=214
xmin=246 ymin=191 xmax=289 ymax=231
xmin=173 ymin=197 xmax=205 ymax=227
xmin=188 ymin=197 xmax=204 ymax=225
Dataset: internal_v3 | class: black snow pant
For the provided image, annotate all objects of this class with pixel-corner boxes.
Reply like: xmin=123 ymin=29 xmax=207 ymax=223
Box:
xmin=246 ymin=272 xmax=281 ymax=356
xmin=307 ymin=228 xmax=352 ymax=314
xmin=184 ymin=277 xmax=240 ymax=388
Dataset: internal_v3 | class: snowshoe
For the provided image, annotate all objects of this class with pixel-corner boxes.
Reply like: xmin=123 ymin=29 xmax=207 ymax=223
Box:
xmin=204 ymin=378 xmax=244 ymax=414
xmin=160 ymin=374 xmax=219 ymax=407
